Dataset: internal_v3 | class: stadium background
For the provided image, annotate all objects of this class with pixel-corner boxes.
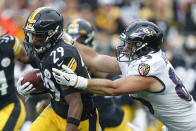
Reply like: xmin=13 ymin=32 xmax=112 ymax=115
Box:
xmin=1 ymin=0 xmax=196 ymax=130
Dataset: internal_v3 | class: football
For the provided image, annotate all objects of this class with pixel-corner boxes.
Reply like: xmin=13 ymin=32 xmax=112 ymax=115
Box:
xmin=21 ymin=69 xmax=46 ymax=94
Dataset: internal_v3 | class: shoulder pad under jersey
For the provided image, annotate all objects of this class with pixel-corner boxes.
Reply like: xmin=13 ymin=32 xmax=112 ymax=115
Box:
xmin=127 ymin=51 xmax=166 ymax=77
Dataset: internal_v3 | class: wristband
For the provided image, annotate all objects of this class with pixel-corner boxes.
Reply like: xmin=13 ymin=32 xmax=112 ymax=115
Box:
xmin=67 ymin=117 xmax=80 ymax=126
xmin=75 ymin=76 xmax=88 ymax=89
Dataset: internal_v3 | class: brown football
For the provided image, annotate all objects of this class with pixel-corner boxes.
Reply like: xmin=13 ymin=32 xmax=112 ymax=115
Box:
xmin=21 ymin=69 xmax=46 ymax=94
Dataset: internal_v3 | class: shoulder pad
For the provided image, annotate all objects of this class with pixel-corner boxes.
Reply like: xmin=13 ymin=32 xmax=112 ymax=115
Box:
xmin=128 ymin=52 xmax=165 ymax=76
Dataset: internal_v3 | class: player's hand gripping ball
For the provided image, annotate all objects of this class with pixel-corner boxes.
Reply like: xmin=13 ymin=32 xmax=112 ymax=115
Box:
xmin=17 ymin=69 xmax=46 ymax=95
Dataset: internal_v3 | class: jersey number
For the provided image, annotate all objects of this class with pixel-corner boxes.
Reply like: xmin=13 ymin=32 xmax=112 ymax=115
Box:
xmin=0 ymin=70 xmax=8 ymax=96
xmin=169 ymin=68 xmax=192 ymax=101
xmin=0 ymin=35 xmax=14 ymax=44
xmin=50 ymin=47 xmax=64 ymax=64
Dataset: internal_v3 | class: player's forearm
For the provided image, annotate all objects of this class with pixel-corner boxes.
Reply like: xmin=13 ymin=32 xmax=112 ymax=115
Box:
xmin=66 ymin=102 xmax=83 ymax=131
xmin=16 ymin=47 xmax=39 ymax=68
xmin=16 ymin=47 xmax=29 ymax=63
xmin=67 ymin=99 xmax=83 ymax=119
xmin=65 ymin=94 xmax=83 ymax=131
xmin=86 ymin=79 xmax=119 ymax=96
xmin=87 ymin=75 xmax=155 ymax=95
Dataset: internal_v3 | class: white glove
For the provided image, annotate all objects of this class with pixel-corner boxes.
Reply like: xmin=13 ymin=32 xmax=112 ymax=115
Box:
xmin=61 ymin=31 xmax=74 ymax=45
xmin=17 ymin=77 xmax=35 ymax=96
xmin=52 ymin=65 xmax=88 ymax=89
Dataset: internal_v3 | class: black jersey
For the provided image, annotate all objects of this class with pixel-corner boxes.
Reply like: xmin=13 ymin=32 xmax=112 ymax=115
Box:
xmin=93 ymin=96 xmax=124 ymax=128
xmin=0 ymin=35 xmax=21 ymax=109
xmin=91 ymin=74 xmax=124 ymax=128
xmin=39 ymin=39 xmax=95 ymax=119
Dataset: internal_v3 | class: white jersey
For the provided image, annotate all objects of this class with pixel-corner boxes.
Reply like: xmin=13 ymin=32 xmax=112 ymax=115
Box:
xmin=118 ymin=50 xmax=196 ymax=131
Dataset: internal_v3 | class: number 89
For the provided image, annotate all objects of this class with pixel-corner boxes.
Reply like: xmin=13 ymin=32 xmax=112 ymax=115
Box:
xmin=169 ymin=68 xmax=192 ymax=101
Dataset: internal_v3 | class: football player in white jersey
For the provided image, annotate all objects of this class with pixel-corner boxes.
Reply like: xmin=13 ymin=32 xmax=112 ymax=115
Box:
xmin=52 ymin=19 xmax=196 ymax=131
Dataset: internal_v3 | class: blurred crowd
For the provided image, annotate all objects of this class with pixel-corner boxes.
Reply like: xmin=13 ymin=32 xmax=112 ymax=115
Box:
xmin=1 ymin=0 xmax=196 ymax=52
xmin=1 ymin=0 xmax=196 ymax=130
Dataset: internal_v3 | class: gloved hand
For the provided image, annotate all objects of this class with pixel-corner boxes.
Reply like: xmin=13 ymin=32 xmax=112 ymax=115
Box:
xmin=61 ymin=31 xmax=74 ymax=45
xmin=52 ymin=65 xmax=88 ymax=89
xmin=17 ymin=77 xmax=35 ymax=96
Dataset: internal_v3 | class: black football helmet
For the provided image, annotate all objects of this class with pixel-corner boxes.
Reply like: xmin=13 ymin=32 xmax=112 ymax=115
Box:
xmin=67 ymin=18 xmax=94 ymax=47
xmin=117 ymin=19 xmax=163 ymax=61
xmin=23 ymin=7 xmax=64 ymax=56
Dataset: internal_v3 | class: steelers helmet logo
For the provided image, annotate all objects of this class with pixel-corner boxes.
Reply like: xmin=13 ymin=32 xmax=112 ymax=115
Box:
xmin=44 ymin=69 xmax=51 ymax=79
xmin=138 ymin=63 xmax=150 ymax=76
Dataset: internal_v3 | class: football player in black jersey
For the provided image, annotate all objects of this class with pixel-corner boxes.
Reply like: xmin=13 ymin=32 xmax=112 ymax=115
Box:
xmin=0 ymin=34 xmax=38 ymax=130
xmin=17 ymin=7 xmax=100 ymax=131
xmin=66 ymin=18 xmax=133 ymax=131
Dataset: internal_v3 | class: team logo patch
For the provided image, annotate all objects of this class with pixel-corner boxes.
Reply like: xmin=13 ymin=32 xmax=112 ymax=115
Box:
xmin=44 ymin=69 xmax=51 ymax=79
xmin=138 ymin=63 xmax=150 ymax=76
xmin=1 ymin=57 xmax=11 ymax=67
